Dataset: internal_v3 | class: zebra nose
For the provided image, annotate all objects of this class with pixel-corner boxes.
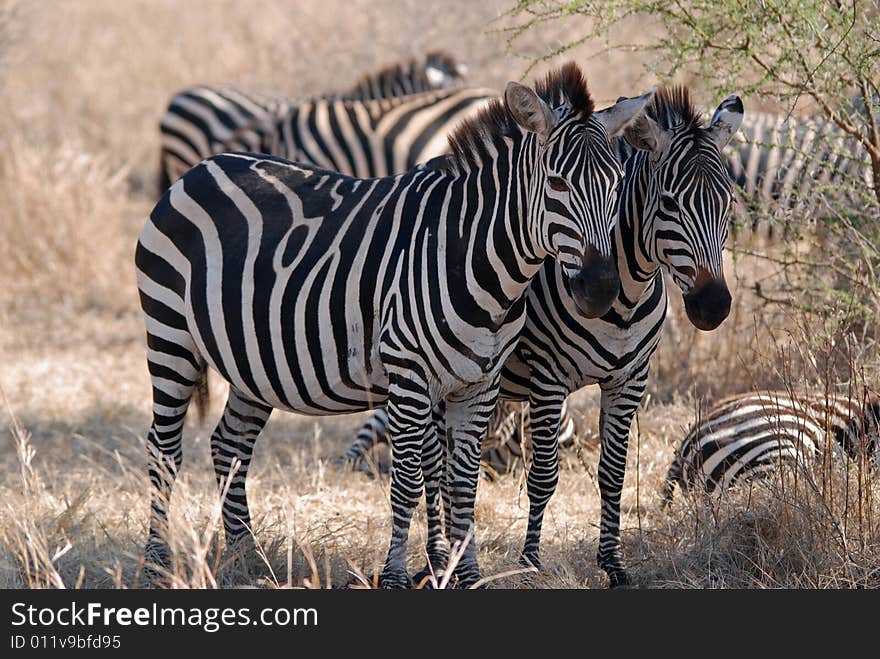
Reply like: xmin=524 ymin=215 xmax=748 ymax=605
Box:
xmin=570 ymin=247 xmax=619 ymax=319
xmin=683 ymin=268 xmax=731 ymax=331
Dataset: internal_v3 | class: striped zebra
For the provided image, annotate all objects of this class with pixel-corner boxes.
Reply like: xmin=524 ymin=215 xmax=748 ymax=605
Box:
xmin=407 ymin=87 xmax=740 ymax=589
xmin=341 ymin=398 xmax=579 ymax=478
xmin=136 ymin=62 xmax=653 ymax=588
xmin=725 ymin=111 xmax=870 ymax=213
xmin=159 ymin=51 xmax=468 ymax=190
xmin=662 ymin=390 xmax=880 ymax=500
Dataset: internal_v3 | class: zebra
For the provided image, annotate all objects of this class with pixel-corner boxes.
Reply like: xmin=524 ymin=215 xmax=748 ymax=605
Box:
xmin=341 ymin=398 xmax=580 ymax=478
xmin=399 ymin=86 xmax=741 ymax=589
xmin=662 ymin=389 xmax=880 ymax=501
xmin=159 ymin=51 xmax=468 ymax=190
xmin=725 ymin=111 xmax=870 ymax=217
xmin=236 ymin=86 xmax=500 ymax=179
xmin=136 ymin=62 xmax=654 ymax=588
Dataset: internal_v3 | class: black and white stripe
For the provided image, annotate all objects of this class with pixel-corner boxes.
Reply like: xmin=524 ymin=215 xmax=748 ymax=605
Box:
xmin=159 ymin=51 xmax=469 ymax=190
xmin=663 ymin=390 xmax=880 ymax=500
xmin=726 ymin=111 xmax=870 ymax=213
xmin=137 ymin=63 xmax=651 ymax=588
xmin=341 ymin=399 xmax=579 ymax=478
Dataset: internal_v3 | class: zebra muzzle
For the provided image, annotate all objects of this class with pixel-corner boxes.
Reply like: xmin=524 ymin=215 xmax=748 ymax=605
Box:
xmin=683 ymin=268 xmax=731 ymax=331
xmin=569 ymin=247 xmax=620 ymax=319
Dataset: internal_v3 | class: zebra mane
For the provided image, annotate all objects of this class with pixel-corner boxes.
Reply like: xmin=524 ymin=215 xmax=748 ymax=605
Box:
xmin=445 ymin=62 xmax=595 ymax=172
xmin=350 ymin=51 xmax=465 ymax=91
xmin=648 ymin=85 xmax=705 ymax=131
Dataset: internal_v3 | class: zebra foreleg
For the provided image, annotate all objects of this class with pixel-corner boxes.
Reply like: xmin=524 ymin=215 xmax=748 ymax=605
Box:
xmin=209 ymin=387 xmax=272 ymax=558
xmin=596 ymin=374 xmax=646 ymax=589
xmin=380 ymin=383 xmax=434 ymax=589
xmin=520 ymin=387 xmax=567 ymax=570
xmin=444 ymin=379 xmax=499 ymax=588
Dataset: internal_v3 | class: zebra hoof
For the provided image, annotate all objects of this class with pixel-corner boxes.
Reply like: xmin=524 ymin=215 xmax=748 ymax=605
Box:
xmin=412 ymin=554 xmax=449 ymax=588
xmin=379 ymin=569 xmax=412 ymax=590
xmin=607 ymin=571 xmax=633 ymax=589
xmin=453 ymin=564 xmax=483 ymax=589
xmin=142 ymin=540 xmax=172 ymax=586
xmin=519 ymin=552 xmax=542 ymax=570
xmin=411 ymin=566 xmax=447 ymax=589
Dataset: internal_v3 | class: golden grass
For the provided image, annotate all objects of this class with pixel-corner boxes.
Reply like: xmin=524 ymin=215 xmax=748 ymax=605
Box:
xmin=1 ymin=0 xmax=878 ymax=589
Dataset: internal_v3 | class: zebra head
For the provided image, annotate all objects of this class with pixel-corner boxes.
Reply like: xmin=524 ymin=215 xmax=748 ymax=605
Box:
xmin=504 ymin=64 xmax=654 ymax=318
xmin=623 ymin=88 xmax=744 ymax=330
xmin=424 ymin=51 xmax=468 ymax=88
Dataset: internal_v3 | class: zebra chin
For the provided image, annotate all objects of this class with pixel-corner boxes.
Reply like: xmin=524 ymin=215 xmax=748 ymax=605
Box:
xmin=567 ymin=249 xmax=620 ymax=319
xmin=682 ymin=269 xmax=731 ymax=331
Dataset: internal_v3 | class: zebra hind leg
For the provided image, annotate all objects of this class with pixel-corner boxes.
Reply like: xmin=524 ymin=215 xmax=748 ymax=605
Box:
xmin=142 ymin=332 xmax=204 ymax=585
xmin=209 ymin=387 xmax=272 ymax=570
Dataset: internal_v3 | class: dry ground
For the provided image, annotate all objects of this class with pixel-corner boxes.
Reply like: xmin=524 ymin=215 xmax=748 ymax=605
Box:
xmin=1 ymin=0 xmax=878 ymax=589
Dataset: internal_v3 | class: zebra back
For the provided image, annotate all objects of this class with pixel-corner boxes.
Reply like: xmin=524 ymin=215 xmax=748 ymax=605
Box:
xmin=725 ymin=111 xmax=870 ymax=217
xmin=159 ymin=51 xmax=468 ymax=191
xmin=231 ymin=87 xmax=495 ymax=179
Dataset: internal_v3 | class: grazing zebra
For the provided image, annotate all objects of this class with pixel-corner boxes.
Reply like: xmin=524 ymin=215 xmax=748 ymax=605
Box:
xmin=725 ymin=111 xmax=870 ymax=212
xmin=159 ymin=51 xmax=468 ymax=190
xmin=341 ymin=399 xmax=579 ymax=478
xmin=136 ymin=62 xmax=653 ymax=588
xmin=662 ymin=390 xmax=880 ymax=500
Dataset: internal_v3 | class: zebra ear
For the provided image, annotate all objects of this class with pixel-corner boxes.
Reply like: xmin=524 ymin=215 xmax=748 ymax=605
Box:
xmin=706 ymin=95 xmax=744 ymax=150
xmin=505 ymin=81 xmax=557 ymax=142
xmin=594 ymin=88 xmax=656 ymax=138
xmin=623 ymin=113 xmax=666 ymax=153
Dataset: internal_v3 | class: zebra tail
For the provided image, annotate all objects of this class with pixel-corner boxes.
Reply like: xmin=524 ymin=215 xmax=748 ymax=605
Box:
xmin=660 ymin=453 xmax=682 ymax=507
xmin=158 ymin=157 xmax=171 ymax=199
xmin=192 ymin=370 xmax=210 ymax=424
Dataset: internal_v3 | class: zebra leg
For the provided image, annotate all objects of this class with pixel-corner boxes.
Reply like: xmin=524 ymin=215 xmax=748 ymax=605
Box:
xmin=412 ymin=402 xmax=450 ymax=585
xmin=444 ymin=380 xmax=499 ymax=588
xmin=380 ymin=385 xmax=434 ymax=589
xmin=520 ymin=387 xmax=567 ymax=569
xmin=143 ymin=334 xmax=204 ymax=578
xmin=660 ymin=448 xmax=684 ymax=506
xmin=338 ymin=409 xmax=391 ymax=475
xmin=596 ymin=375 xmax=646 ymax=588
xmin=209 ymin=387 xmax=272 ymax=553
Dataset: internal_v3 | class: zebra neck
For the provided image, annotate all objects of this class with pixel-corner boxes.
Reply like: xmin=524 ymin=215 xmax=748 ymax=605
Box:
xmin=438 ymin=154 xmax=546 ymax=324
xmin=614 ymin=156 xmax=663 ymax=306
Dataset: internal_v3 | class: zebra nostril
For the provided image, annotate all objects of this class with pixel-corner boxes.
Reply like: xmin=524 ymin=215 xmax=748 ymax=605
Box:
xmin=569 ymin=250 xmax=619 ymax=318
xmin=683 ymin=275 xmax=731 ymax=331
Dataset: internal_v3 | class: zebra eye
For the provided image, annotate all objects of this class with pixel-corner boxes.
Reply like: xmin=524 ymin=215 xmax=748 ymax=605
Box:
xmin=547 ymin=176 xmax=569 ymax=192
xmin=661 ymin=192 xmax=679 ymax=212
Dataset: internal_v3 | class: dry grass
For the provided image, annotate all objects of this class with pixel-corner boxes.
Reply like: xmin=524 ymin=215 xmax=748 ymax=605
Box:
xmin=1 ymin=0 xmax=878 ymax=589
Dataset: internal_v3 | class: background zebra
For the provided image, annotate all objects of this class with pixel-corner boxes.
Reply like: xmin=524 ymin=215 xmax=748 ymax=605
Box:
xmin=662 ymin=389 xmax=880 ymax=501
xmin=158 ymin=51 xmax=467 ymax=190
xmin=341 ymin=399 xmax=579 ymax=478
xmin=724 ymin=110 xmax=871 ymax=232
xmin=136 ymin=63 xmax=650 ymax=588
